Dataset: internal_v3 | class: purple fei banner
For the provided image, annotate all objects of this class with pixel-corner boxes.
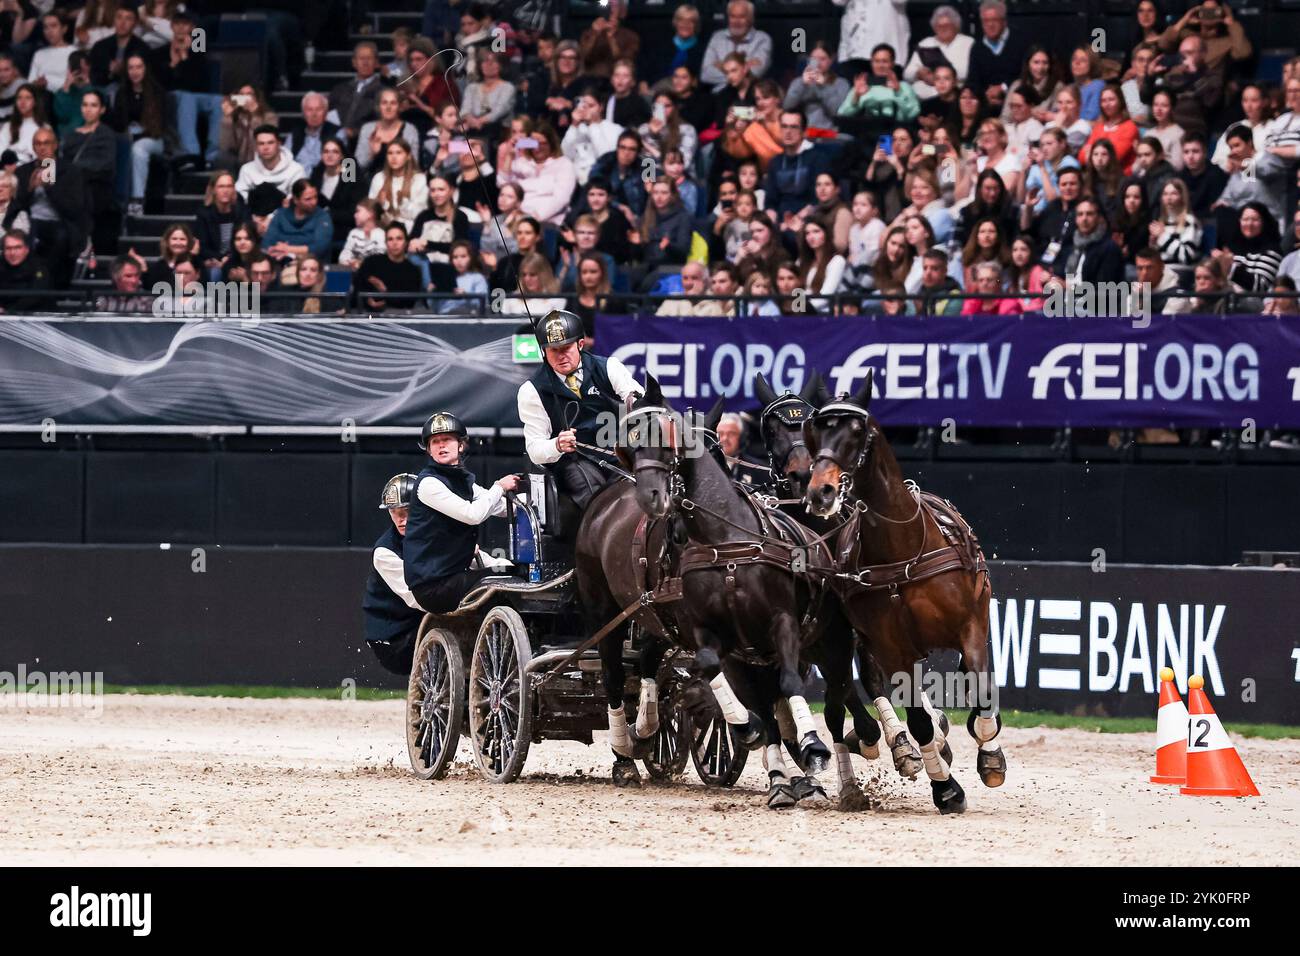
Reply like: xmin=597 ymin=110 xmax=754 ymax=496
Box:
xmin=596 ymin=313 xmax=1300 ymax=428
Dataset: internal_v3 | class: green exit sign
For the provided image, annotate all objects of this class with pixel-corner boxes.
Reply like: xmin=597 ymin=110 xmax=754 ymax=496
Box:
xmin=512 ymin=334 xmax=541 ymax=364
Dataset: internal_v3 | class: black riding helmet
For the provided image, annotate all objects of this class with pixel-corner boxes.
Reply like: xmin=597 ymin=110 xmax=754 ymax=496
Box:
xmin=534 ymin=309 xmax=584 ymax=351
xmin=418 ymin=411 xmax=468 ymax=450
xmin=379 ymin=472 xmax=419 ymax=509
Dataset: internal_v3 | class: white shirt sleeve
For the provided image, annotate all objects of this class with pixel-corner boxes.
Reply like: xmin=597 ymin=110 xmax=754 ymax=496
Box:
xmin=605 ymin=356 xmax=644 ymax=403
xmin=373 ymin=546 xmax=421 ymax=610
xmin=518 ymin=379 xmax=562 ymax=465
xmin=416 ymin=475 xmax=506 ymax=525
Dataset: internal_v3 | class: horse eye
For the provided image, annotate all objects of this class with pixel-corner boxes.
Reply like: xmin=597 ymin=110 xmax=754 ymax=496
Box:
xmin=848 ymin=418 xmax=863 ymax=431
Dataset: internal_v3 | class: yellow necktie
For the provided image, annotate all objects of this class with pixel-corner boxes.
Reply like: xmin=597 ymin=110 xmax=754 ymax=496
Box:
xmin=565 ymin=373 xmax=581 ymax=397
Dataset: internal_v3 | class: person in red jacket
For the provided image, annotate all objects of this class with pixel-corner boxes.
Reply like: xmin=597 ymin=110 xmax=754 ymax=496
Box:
xmin=1079 ymin=83 xmax=1140 ymax=173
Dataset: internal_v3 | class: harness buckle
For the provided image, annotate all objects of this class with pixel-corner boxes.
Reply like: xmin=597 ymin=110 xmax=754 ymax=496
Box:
xmin=726 ymin=561 xmax=737 ymax=572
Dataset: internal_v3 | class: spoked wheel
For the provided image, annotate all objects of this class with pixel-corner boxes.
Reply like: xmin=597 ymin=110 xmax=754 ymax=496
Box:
xmin=406 ymin=627 xmax=465 ymax=780
xmin=641 ymin=687 xmax=690 ymax=781
xmin=690 ymin=710 xmax=749 ymax=787
xmin=468 ymin=606 xmax=534 ymax=783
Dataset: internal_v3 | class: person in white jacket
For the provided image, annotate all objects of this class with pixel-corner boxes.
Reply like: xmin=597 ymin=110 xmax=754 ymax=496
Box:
xmin=834 ymin=0 xmax=912 ymax=70
xmin=235 ymin=127 xmax=306 ymax=201
xmin=902 ymin=5 xmax=974 ymax=99
xmin=501 ymin=124 xmax=578 ymax=226
xmin=561 ymin=90 xmax=624 ymax=186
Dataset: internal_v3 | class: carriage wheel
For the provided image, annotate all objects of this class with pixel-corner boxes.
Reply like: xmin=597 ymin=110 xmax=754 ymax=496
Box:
xmin=468 ymin=606 xmax=534 ymax=783
xmin=641 ymin=695 xmax=689 ymax=781
xmin=690 ymin=711 xmax=749 ymax=788
xmin=406 ymin=627 xmax=465 ymax=780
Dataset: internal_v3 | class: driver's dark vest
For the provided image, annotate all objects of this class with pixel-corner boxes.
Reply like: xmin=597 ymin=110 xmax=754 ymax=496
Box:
xmin=363 ymin=525 xmax=424 ymax=644
xmin=403 ymin=461 xmax=480 ymax=592
xmin=529 ymin=351 xmax=620 ymax=449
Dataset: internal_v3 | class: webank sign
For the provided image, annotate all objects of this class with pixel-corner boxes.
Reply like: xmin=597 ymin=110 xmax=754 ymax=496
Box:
xmin=977 ymin=561 xmax=1300 ymax=724
xmin=597 ymin=313 xmax=1300 ymax=428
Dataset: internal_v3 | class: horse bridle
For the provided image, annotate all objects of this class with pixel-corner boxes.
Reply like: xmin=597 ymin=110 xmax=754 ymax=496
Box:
xmin=624 ymin=405 xmax=686 ymax=501
xmin=760 ymin=394 xmax=814 ymax=494
xmin=809 ymin=400 xmax=877 ymax=509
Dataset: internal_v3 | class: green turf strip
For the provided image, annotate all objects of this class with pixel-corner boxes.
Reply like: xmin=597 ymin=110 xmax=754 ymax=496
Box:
xmin=70 ymin=685 xmax=1300 ymax=739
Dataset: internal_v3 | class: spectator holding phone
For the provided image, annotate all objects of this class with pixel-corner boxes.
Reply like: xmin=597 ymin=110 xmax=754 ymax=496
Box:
xmin=784 ymin=42 xmax=849 ymax=133
xmin=220 ymin=85 xmax=278 ymax=168
xmin=836 ymin=44 xmax=919 ymax=141
xmin=1155 ymin=0 xmax=1252 ymax=76
xmin=1141 ymin=34 xmax=1223 ymax=139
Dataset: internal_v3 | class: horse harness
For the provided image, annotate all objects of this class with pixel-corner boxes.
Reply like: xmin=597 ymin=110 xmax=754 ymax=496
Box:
xmin=806 ymin=400 xmax=990 ymax=596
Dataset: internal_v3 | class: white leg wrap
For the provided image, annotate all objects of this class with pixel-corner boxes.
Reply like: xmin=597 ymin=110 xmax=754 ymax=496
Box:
xmin=974 ymin=714 xmax=999 ymax=745
xmin=775 ymin=698 xmax=797 ymax=741
xmin=709 ymin=672 xmax=750 ymax=726
xmin=874 ymin=697 xmax=906 ymax=745
xmin=763 ymin=743 xmax=790 ymax=782
xmin=608 ymin=705 xmax=634 ymax=757
xmin=920 ymin=739 xmax=950 ymax=782
xmin=635 ymin=678 xmax=659 ymax=738
xmin=834 ymin=743 xmax=855 ymax=787
xmin=788 ymin=696 xmax=817 ymax=739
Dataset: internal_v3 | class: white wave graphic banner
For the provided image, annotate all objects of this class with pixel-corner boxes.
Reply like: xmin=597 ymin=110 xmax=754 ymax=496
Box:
xmin=0 ymin=319 xmax=530 ymax=426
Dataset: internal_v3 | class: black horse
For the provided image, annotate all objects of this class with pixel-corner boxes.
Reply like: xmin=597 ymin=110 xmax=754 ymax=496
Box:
xmin=623 ymin=376 xmax=836 ymax=807
xmin=752 ymin=373 xmax=934 ymax=796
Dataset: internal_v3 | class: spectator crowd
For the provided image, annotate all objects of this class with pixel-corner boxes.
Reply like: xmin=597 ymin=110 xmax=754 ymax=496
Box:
xmin=0 ymin=0 xmax=1297 ymax=323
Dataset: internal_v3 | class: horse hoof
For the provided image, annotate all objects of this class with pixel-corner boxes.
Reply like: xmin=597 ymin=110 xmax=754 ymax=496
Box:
xmin=799 ymin=733 xmax=831 ymax=775
xmin=836 ymin=785 xmax=874 ymax=812
xmin=612 ymin=757 xmax=642 ymax=789
xmin=977 ymin=747 xmax=1007 ymax=788
xmin=931 ymin=777 xmax=967 ymax=815
xmin=790 ymin=775 xmax=828 ymax=805
xmin=628 ymin=730 xmax=655 ymax=761
xmin=738 ymin=711 xmax=766 ymax=751
xmin=845 ymin=729 xmax=880 ymax=760
xmin=767 ymin=782 xmax=797 ymax=810
xmin=892 ymin=732 xmax=923 ymax=780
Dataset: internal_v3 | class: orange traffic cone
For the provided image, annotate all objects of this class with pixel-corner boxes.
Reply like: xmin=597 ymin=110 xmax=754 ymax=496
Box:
xmin=1179 ymin=675 xmax=1259 ymax=798
xmin=1150 ymin=667 xmax=1187 ymax=785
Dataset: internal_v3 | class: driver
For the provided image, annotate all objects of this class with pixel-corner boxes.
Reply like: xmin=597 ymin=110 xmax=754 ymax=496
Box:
xmin=516 ymin=309 xmax=643 ymax=509
xmin=362 ymin=473 xmax=425 ymax=674
xmin=403 ymin=412 xmax=522 ymax=613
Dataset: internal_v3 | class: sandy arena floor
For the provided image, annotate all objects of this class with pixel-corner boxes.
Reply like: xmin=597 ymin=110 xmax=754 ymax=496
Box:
xmin=2 ymin=694 xmax=1297 ymax=866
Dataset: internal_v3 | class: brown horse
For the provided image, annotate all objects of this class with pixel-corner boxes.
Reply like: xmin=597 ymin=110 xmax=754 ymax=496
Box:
xmin=802 ymin=371 xmax=1005 ymax=814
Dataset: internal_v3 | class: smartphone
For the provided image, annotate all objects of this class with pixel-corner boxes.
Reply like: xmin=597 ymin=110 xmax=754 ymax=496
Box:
xmin=231 ymin=94 xmax=251 ymax=108
xmin=653 ymin=102 xmax=667 ymax=123
xmin=516 ymin=136 xmax=539 ymax=150
xmin=877 ymin=134 xmax=893 ymax=154
xmin=720 ymin=198 xmax=734 ymax=210
xmin=449 ymin=140 xmax=470 ymax=155
xmin=920 ymin=144 xmax=936 ymax=157
xmin=733 ymin=106 xmax=756 ymax=121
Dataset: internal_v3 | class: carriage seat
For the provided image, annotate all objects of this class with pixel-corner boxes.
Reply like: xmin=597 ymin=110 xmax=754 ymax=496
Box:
xmin=453 ymin=569 xmax=576 ymax=613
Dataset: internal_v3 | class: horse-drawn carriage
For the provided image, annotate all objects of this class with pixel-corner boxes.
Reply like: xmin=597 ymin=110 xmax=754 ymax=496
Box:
xmin=405 ymin=473 xmax=748 ymax=787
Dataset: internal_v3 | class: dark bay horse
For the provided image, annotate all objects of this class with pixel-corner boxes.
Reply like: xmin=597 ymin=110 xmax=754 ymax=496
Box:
xmin=802 ymin=371 xmax=1005 ymax=815
xmin=621 ymin=376 xmax=837 ymax=807
xmin=571 ymin=401 xmax=769 ymax=793
xmin=753 ymin=373 xmax=932 ymax=794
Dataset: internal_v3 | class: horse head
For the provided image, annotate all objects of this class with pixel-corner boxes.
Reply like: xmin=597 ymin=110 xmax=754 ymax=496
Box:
xmin=754 ymin=370 xmax=823 ymax=498
xmin=626 ymin=374 xmax=682 ymax=520
xmin=804 ymin=369 xmax=875 ymax=517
